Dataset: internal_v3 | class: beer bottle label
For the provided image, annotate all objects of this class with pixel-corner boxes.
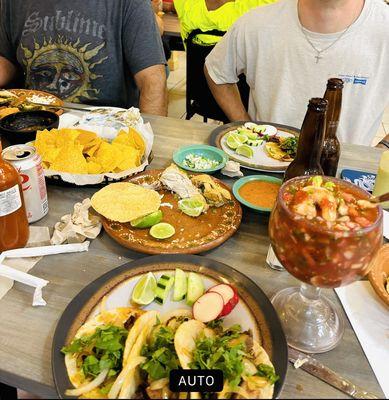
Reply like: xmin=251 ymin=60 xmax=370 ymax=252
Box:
xmin=0 ymin=185 xmax=22 ymax=217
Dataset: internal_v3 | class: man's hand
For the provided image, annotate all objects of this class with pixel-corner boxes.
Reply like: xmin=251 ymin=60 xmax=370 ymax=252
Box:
xmin=376 ymin=134 xmax=389 ymax=149
xmin=204 ymin=65 xmax=250 ymax=122
xmin=0 ymin=56 xmax=17 ymax=87
xmin=135 ymin=64 xmax=168 ymax=116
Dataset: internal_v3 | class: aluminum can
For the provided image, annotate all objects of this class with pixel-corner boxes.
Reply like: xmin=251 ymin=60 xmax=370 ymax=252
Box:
xmin=2 ymin=145 xmax=48 ymax=223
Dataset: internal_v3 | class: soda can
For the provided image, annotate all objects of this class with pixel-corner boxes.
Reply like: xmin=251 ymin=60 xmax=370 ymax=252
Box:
xmin=2 ymin=145 xmax=48 ymax=223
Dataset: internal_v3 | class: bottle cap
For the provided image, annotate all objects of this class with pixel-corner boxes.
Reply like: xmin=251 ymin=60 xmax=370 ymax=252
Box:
xmin=308 ymin=98 xmax=328 ymax=112
xmin=327 ymin=78 xmax=344 ymax=89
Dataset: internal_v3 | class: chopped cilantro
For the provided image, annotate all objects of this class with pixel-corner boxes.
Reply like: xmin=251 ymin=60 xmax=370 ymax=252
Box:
xmin=256 ymin=363 xmax=279 ymax=385
xmin=61 ymin=325 xmax=128 ymax=380
xmin=189 ymin=326 xmax=245 ymax=388
xmin=141 ymin=326 xmax=180 ymax=380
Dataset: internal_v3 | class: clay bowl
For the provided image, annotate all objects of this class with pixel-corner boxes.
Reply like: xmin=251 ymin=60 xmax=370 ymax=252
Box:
xmin=368 ymin=244 xmax=389 ymax=307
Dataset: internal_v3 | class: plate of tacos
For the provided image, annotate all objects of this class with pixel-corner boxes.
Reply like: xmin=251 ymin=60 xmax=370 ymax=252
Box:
xmin=209 ymin=121 xmax=299 ymax=173
xmin=52 ymin=254 xmax=288 ymax=399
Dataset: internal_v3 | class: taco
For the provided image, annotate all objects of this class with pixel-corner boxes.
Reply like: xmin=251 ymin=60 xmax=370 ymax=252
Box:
xmin=175 ymin=319 xmax=278 ymax=399
xmin=61 ymin=307 xmax=144 ymax=398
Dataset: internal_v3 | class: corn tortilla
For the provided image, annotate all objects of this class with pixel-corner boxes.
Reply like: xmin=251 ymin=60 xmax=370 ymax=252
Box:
xmin=91 ymin=182 xmax=161 ymax=223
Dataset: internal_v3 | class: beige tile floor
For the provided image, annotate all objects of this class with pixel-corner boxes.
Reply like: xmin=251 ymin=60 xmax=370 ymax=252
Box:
xmin=167 ymin=51 xmax=389 ymax=145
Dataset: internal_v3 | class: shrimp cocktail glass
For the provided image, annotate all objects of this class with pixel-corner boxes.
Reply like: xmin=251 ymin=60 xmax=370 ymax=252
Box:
xmin=269 ymin=176 xmax=383 ymax=353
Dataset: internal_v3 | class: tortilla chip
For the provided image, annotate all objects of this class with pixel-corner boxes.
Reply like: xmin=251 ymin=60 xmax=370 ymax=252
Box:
xmin=76 ymin=130 xmax=99 ymax=147
xmin=86 ymin=159 xmax=103 ymax=174
xmin=55 ymin=128 xmax=81 ymax=148
xmin=113 ymin=128 xmax=145 ymax=155
xmin=94 ymin=141 xmax=120 ymax=172
xmin=112 ymin=143 xmax=141 ymax=171
xmin=83 ymin=139 xmax=102 ymax=156
xmin=0 ymin=107 xmax=19 ymax=119
xmin=91 ymin=182 xmax=161 ymax=222
xmin=51 ymin=144 xmax=88 ymax=174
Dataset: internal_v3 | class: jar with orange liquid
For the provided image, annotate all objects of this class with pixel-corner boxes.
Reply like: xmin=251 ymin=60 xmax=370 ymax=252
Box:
xmin=0 ymin=140 xmax=29 ymax=251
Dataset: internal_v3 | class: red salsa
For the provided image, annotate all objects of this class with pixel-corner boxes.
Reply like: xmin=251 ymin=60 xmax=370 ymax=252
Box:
xmin=269 ymin=176 xmax=382 ymax=288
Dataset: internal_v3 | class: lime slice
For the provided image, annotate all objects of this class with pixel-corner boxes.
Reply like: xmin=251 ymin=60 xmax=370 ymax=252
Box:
xmin=131 ymin=210 xmax=163 ymax=228
xmin=236 ymin=144 xmax=254 ymax=158
xmin=132 ymin=272 xmax=157 ymax=305
xmin=226 ymin=134 xmax=241 ymax=150
xmin=150 ymin=223 xmax=175 ymax=239
xmin=178 ymin=197 xmax=204 ymax=217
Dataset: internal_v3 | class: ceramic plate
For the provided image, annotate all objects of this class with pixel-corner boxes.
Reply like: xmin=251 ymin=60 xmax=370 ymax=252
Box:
xmin=209 ymin=121 xmax=299 ymax=173
xmin=102 ymin=169 xmax=242 ymax=254
xmin=52 ymin=254 xmax=288 ymax=399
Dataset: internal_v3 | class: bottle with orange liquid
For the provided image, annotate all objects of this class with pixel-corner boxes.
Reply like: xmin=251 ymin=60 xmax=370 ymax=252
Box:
xmin=0 ymin=140 xmax=29 ymax=251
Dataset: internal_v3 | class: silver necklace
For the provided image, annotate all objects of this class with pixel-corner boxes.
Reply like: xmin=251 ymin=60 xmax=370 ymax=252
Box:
xmin=297 ymin=2 xmax=356 ymax=63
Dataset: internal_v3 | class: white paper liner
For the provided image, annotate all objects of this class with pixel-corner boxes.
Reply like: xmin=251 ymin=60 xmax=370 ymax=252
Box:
xmin=2 ymin=241 xmax=90 ymax=258
xmin=42 ymin=120 xmax=154 ymax=185
xmin=0 ymin=263 xmax=49 ymax=306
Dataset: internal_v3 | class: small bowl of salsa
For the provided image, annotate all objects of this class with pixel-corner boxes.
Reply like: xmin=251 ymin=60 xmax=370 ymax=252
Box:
xmin=0 ymin=110 xmax=59 ymax=145
xmin=233 ymin=175 xmax=282 ymax=212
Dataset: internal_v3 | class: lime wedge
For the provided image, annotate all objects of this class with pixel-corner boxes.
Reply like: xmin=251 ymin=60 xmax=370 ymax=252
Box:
xmin=233 ymin=132 xmax=248 ymax=144
xmin=178 ymin=197 xmax=204 ymax=217
xmin=236 ymin=144 xmax=254 ymax=158
xmin=132 ymin=272 xmax=157 ymax=305
xmin=150 ymin=223 xmax=175 ymax=240
xmin=131 ymin=210 xmax=163 ymax=228
xmin=226 ymin=134 xmax=241 ymax=150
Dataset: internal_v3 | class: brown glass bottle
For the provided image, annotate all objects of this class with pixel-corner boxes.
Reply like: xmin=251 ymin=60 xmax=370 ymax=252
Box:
xmin=320 ymin=78 xmax=343 ymax=176
xmin=0 ymin=141 xmax=29 ymax=251
xmin=284 ymin=98 xmax=327 ymax=182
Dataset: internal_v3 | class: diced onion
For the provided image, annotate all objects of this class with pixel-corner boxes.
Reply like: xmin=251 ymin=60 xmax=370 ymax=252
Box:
xmin=65 ymin=368 xmax=109 ymax=397
xmin=149 ymin=378 xmax=169 ymax=390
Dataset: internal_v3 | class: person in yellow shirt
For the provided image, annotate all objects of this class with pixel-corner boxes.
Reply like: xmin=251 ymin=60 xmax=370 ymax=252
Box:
xmin=173 ymin=0 xmax=277 ymax=45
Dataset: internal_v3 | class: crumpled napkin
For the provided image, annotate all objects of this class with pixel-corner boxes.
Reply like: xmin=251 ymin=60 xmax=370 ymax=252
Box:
xmin=221 ymin=161 xmax=244 ymax=178
xmin=51 ymin=198 xmax=102 ymax=245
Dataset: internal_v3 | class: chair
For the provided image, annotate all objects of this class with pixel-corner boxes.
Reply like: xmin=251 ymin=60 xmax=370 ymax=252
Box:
xmin=185 ymin=29 xmax=249 ymax=123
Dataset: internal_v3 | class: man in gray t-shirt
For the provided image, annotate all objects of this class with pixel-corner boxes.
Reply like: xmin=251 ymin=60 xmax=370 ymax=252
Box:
xmin=0 ymin=0 xmax=167 ymax=115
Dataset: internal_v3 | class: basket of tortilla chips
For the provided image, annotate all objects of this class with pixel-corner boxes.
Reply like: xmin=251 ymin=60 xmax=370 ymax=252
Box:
xmin=32 ymin=121 xmax=153 ymax=186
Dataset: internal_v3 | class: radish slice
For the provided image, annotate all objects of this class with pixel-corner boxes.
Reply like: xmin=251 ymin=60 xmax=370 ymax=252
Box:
xmin=193 ymin=292 xmax=224 ymax=323
xmin=208 ymin=284 xmax=239 ymax=317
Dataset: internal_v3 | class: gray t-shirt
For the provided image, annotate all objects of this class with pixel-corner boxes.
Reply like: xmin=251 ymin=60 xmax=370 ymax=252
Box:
xmin=0 ymin=0 xmax=166 ymax=108
xmin=205 ymin=0 xmax=389 ymax=146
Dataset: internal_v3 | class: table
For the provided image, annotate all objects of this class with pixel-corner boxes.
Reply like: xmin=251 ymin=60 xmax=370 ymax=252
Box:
xmin=162 ymin=13 xmax=181 ymax=38
xmin=0 ymin=115 xmax=385 ymax=398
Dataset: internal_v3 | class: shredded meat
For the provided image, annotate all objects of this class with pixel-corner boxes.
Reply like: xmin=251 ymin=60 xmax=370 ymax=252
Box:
xmin=124 ymin=315 xmax=136 ymax=331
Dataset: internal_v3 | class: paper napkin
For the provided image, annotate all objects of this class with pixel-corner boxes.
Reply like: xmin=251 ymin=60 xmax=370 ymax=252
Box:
xmin=335 ymin=282 xmax=389 ymax=398
xmin=383 ymin=210 xmax=388 ymax=240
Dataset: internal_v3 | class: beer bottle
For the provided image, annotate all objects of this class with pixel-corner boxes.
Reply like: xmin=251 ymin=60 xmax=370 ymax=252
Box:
xmin=284 ymin=98 xmax=327 ymax=182
xmin=0 ymin=140 xmax=29 ymax=251
xmin=320 ymin=78 xmax=343 ymax=176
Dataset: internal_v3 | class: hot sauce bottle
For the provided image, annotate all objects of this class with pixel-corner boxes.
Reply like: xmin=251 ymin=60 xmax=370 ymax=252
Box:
xmin=320 ymin=78 xmax=343 ymax=177
xmin=0 ymin=141 xmax=29 ymax=251
xmin=284 ymin=98 xmax=327 ymax=182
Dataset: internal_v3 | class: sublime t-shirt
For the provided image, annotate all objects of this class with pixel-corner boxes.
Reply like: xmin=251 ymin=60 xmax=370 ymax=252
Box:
xmin=205 ymin=0 xmax=389 ymax=146
xmin=0 ymin=0 xmax=166 ymax=107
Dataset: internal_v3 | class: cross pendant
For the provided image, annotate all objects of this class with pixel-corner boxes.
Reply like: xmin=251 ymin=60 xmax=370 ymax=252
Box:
xmin=315 ymin=54 xmax=323 ymax=63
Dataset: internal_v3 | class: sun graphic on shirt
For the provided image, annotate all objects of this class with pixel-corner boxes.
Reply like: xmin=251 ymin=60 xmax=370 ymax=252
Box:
xmin=20 ymin=36 xmax=108 ymax=102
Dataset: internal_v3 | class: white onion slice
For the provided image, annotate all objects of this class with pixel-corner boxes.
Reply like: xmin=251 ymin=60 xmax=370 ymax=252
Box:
xmin=65 ymin=368 xmax=109 ymax=397
xmin=108 ymin=356 xmax=146 ymax=399
xmin=149 ymin=377 xmax=169 ymax=390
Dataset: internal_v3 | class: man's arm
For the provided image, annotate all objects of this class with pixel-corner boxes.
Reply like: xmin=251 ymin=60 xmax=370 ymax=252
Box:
xmin=204 ymin=65 xmax=250 ymax=121
xmin=134 ymin=64 xmax=168 ymax=116
xmin=376 ymin=134 xmax=389 ymax=149
xmin=0 ymin=56 xmax=17 ymax=87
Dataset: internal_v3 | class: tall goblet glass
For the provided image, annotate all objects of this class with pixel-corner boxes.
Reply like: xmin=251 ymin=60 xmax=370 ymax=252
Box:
xmin=269 ymin=176 xmax=383 ymax=353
